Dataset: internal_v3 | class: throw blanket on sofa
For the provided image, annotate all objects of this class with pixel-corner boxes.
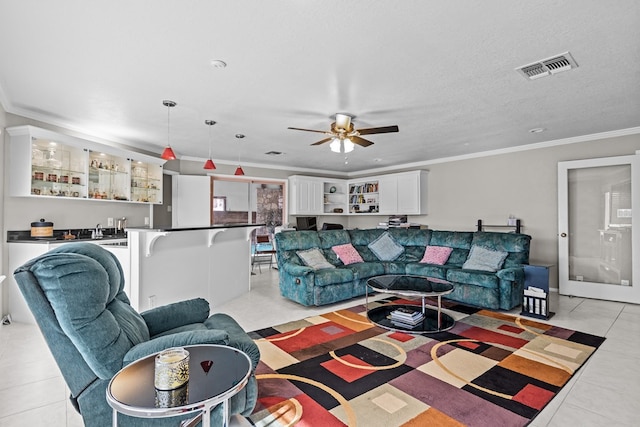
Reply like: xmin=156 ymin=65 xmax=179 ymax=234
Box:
xmin=275 ymin=228 xmax=531 ymax=310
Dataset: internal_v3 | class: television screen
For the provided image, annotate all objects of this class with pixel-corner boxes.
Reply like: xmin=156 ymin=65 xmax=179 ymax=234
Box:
xmin=296 ymin=216 xmax=317 ymax=231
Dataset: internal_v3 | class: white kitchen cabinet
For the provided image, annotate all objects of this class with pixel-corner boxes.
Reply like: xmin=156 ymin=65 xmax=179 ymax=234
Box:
xmin=288 ymin=176 xmax=324 ymax=215
xmin=373 ymin=171 xmax=428 ymax=215
xmin=172 ymin=175 xmax=212 ymax=227
xmin=288 ymin=171 xmax=427 ymax=216
xmin=7 ymin=125 xmax=164 ymax=204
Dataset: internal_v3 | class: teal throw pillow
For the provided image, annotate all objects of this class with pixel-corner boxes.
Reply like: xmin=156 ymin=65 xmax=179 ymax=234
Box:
xmin=368 ymin=232 xmax=404 ymax=261
xmin=297 ymin=248 xmax=335 ymax=270
xmin=462 ymin=245 xmax=508 ymax=272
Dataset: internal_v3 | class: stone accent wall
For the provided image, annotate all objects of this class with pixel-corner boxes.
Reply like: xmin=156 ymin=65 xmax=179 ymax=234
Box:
xmin=256 ymin=187 xmax=283 ymax=235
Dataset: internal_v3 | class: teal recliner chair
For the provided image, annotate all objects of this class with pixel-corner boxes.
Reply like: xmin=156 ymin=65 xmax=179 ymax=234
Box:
xmin=13 ymin=243 xmax=259 ymax=426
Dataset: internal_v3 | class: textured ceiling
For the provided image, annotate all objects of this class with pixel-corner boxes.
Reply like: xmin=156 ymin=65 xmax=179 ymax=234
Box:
xmin=1 ymin=0 xmax=639 ymax=174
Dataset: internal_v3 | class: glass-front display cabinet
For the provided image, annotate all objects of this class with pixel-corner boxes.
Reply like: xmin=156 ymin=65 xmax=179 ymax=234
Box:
xmin=88 ymin=151 xmax=130 ymax=200
xmin=131 ymin=160 xmax=163 ymax=203
xmin=8 ymin=125 xmax=165 ymax=204
xmin=30 ymin=137 xmax=87 ymax=198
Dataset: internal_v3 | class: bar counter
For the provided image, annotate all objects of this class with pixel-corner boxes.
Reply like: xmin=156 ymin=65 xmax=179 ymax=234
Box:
xmin=127 ymin=224 xmax=264 ymax=312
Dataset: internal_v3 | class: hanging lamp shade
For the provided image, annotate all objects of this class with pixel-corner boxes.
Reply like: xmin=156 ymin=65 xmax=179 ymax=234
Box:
xmin=234 ymin=133 xmax=245 ymax=176
xmin=161 ymin=146 xmax=177 ymax=161
xmin=161 ymin=100 xmax=177 ymax=160
xmin=203 ymin=119 xmax=217 ymax=170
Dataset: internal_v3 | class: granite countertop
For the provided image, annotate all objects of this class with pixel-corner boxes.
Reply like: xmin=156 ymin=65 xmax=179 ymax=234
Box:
xmin=7 ymin=227 xmax=130 ymax=243
xmin=8 ymin=223 xmax=266 ymax=243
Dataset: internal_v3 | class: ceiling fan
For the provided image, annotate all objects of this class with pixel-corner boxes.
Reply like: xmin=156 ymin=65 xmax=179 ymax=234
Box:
xmin=287 ymin=113 xmax=399 ymax=150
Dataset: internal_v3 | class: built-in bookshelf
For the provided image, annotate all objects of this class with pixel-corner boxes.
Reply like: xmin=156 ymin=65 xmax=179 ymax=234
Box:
xmin=349 ymin=180 xmax=379 ymax=214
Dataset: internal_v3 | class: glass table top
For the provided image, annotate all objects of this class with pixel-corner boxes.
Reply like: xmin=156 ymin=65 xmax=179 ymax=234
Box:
xmin=108 ymin=344 xmax=251 ymax=417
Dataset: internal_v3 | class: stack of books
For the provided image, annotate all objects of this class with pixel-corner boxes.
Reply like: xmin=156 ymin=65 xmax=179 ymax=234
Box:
xmin=390 ymin=307 xmax=424 ymax=329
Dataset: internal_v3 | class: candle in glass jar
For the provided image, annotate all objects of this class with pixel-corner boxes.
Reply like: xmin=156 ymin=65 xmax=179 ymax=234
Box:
xmin=154 ymin=347 xmax=190 ymax=390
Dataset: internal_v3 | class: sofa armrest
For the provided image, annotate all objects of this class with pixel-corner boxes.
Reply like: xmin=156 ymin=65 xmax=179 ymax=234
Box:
xmin=496 ymin=267 xmax=525 ymax=282
xmin=123 ymin=329 xmax=230 ymax=366
xmin=280 ymin=262 xmax=314 ymax=276
xmin=141 ymin=298 xmax=210 ymax=337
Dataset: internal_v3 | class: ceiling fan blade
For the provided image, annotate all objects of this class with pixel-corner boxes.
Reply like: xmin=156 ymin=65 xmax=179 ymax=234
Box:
xmin=357 ymin=125 xmax=399 ymax=135
xmin=311 ymin=137 xmax=334 ymax=146
xmin=351 ymin=136 xmax=374 ymax=147
xmin=288 ymin=127 xmax=331 ymax=135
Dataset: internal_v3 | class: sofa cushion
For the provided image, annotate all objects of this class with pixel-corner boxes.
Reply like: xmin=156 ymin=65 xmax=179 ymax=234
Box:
xmin=368 ymin=232 xmax=404 ymax=261
xmin=348 ymin=262 xmax=386 ymax=280
xmin=462 ymin=245 xmax=508 ymax=272
xmin=405 ymin=263 xmax=451 ymax=280
xmin=297 ymin=248 xmax=335 ymax=270
xmin=420 ymin=246 xmax=453 ymax=265
xmin=387 ymin=228 xmax=431 ymax=246
xmin=447 ymin=268 xmax=500 ymax=289
xmin=429 ymin=230 xmax=473 ymax=267
xmin=314 ymin=268 xmax=354 ymax=286
xmin=332 ymin=243 xmax=364 ymax=265
xmin=318 ymin=229 xmax=352 ymax=248
xmin=276 ymin=230 xmax=322 ymax=251
xmin=471 ymin=232 xmax=531 ymax=268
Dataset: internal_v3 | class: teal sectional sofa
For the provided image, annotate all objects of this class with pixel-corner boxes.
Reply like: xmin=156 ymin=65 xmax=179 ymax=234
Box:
xmin=274 ymin=228 xmax=531 ymax=310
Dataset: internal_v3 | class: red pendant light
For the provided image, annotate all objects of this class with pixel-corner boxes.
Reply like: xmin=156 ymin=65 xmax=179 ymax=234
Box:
xmin=161 ymin=100 xmax=177 ymax=160
xmin=203 ymin=120 xmax=216 ymax=170
xmin=161 ymin=146 xmax=176 ymax=161
xmin=234 ymin=133 xmax=245 ymax=175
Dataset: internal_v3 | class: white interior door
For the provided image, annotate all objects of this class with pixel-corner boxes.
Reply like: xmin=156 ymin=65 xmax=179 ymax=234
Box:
xmin=558 ymin=154 xmax=640 ymax=303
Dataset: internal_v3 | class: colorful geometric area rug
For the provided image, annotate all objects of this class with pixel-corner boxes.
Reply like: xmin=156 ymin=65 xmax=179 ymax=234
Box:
xmin=248 ymin=297 xmax=605 ymax=427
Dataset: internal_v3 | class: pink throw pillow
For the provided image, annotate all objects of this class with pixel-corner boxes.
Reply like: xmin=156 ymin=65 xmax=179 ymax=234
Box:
xmin=420 ymin=245 xmax=453 ymax=265
xmin=332 ymin=243 xmax=364 ymax=265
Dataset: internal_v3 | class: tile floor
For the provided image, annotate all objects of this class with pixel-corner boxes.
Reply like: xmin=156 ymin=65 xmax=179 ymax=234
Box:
xmin=1 ymin=269 xmax=638 ymax=426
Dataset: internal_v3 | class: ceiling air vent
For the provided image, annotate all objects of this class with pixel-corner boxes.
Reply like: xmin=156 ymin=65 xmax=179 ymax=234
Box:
xmin=516 ymin=52 xmax=578 ymax=80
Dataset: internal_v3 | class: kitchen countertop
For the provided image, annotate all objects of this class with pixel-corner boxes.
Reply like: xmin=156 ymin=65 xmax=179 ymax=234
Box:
xmin=7 ymin=224 xmax=265 ymax=243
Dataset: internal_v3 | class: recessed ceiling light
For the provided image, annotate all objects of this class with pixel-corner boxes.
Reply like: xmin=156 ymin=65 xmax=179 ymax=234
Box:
xmin=529 ymin=127 xmax=546 ymax=133
xmin=210 ymin=60 xmax=227 ymax=69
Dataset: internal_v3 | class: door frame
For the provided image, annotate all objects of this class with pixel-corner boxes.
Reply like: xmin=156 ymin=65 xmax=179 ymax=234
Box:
xmin=557 ymin=153 xmax=640 ymax=303
xmin=209 ymin=174 xmax=288 ymax=229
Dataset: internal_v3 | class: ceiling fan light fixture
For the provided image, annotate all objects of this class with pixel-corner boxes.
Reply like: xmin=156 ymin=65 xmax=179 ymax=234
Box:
xmin=330 ymin=137 xmax=354 ymax=154
xmin=335 ymin=113 xmax=352 ymax=131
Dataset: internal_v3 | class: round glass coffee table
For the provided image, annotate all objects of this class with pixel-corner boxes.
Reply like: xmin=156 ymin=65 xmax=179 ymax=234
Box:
xmin=107 ymin=344 xmax=252 ymax=427
xmin=366 ymin=275 xmax=455 ymax=333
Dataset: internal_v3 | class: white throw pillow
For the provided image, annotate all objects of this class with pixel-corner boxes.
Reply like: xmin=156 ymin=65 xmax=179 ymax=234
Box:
xmin=297 ymin=248 xmax=335 ymax=270
xmin=462 ymin=245 xmax=508 ymax=272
